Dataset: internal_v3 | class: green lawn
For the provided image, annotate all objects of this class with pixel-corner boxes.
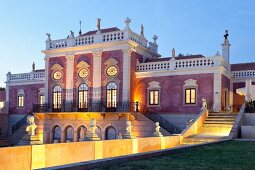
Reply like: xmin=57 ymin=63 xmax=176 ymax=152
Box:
xmin=94 ymin=141 xmax=255 ymax=170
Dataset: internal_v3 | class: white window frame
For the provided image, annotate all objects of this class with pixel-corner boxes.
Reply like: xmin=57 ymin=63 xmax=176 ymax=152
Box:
xmin=147 ymin=81 xmax=161 ymax=107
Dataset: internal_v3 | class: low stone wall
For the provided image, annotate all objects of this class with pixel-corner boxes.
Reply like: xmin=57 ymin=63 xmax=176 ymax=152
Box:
xmin=0 ymin=135 xmax=180 ymax=170
xmin=181 ymin=109 xmax=208 ymax=138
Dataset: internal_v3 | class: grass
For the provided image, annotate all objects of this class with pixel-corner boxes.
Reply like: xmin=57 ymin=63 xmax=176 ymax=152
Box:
xmin=93 ymin=141 xmax=255 ymax=170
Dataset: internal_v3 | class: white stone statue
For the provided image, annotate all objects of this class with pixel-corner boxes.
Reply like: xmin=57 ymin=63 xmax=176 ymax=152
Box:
xmin=117 ymin=133 xmax=122 ymax=139
xmin=201 ymin=98 xmax=207 ymax=110
xmin=46 ymin=33 xmax=51 ymax=41
xmin=123 ymin=121 xmax=135 ymax=139
xmin=153 ymin=122 xmax=163 ymax=137
xmin=152 ymin=35 xmax=158 ymax=44
xmin=26 ymin=115 xmax=37 ymax=136
xmin=124 ymin=17 xmax=131 ymax=28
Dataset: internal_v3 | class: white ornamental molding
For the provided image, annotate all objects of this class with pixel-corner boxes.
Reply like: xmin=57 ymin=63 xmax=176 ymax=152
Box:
xmin=184 ymin=79 xmax=198 ymax=87
xmin=77 ymin=61 xmax=90 ymax=69
xmin=147 ymin=81 xmax=161 ymax=89
xmin=51 ymin=63 xmax=64 ymax=71
xmin=104 ymin=58 xmax=119 ymax=66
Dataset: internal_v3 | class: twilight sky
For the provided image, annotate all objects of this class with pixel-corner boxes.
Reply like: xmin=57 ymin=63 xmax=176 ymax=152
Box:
xmin=0 ymin=0 xmax=254 ymax=87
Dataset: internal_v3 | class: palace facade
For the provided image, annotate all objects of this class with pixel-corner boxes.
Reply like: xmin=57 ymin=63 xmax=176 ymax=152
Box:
xmin=0 ymin=18 xmax=255 ymax=143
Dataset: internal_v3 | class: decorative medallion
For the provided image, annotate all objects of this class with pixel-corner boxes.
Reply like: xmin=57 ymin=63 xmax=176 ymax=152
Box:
xmin=106 ymin=66 xmax=118 ymax=76
xmin=79 ymin=68 xmax=89 ymax=78
xmin=53 ymin=71 xmax=62 ymax=80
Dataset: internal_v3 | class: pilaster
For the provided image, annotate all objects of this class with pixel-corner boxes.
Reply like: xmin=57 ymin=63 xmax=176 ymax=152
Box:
xmin=213 ymin=70 xmax=221 ymax=112
xmin=245 ymin=79 xmax=252 ymax=101
xmin=92 ymin=50 xmax=103 ymax=102
xmin=65 ymin=54 xmax=75 ymax=103
xmin=122 ymin=48 xmax=132 ymax=102
xmin=44 ymin=57 xmax=49 ymax=104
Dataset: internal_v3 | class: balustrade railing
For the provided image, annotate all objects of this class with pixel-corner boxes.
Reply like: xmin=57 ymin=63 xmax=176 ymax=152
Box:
xmin=45 ymin=28 xmax=157 ymax=53
xmin=7 ymin=71 xmax=45 ymax=82
xmin=137 ymin=56 xmax=229 ymax=72
xmin=232 ymin=70 xmax=255 ymax=78
xmin=33 ymin=102 xmax=136 ymax=113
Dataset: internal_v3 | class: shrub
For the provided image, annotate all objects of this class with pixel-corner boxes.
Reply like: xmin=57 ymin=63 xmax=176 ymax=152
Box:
xmin=245 ymin=100 xmax=255 ymax=113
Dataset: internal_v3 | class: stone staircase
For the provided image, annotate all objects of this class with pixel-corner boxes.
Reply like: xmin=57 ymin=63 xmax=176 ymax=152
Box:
xmin=181 ymin=113 xmax=237 ymax=145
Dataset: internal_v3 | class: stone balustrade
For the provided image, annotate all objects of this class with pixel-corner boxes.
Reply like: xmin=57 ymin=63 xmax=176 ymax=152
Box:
xmin=231 ymin=70 xmax=255 ymax=78
xmin=7 ymin=71 xmax=45 ymax=82
xmin=137 ymin=56 xmax=229 ymax=72
xmin=45 ymin=28 xmax=157 ymax=53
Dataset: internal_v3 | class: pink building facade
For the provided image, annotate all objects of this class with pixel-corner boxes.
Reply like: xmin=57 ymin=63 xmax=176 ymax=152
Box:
xmin=2 ymin=18 xmax=255 ymax=141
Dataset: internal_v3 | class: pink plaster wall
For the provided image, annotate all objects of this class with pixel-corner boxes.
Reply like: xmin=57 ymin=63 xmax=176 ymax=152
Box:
xmin=9 ymin=84 xmax=44 ymax=114
xmin=101 ymin=50 xmax=123 ymax=102
xmin=133 ymin=73 xmax=214 ymax=114
xmin=73 ymin=53 xmax=93 ymax=103
xmin=48 ymin=56 xmax=66 ymax=104
xmin=0 ymin=90 xmax=6 ymax=101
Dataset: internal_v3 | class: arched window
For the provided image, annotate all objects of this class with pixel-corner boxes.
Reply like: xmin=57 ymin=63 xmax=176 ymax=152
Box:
xmin=53 ymin=85 xmax=62 ymax=111
xmin=105 ymin=126 xmax=117 ymax=140
xmin=96 ymin=126 xmax=102 ymax=140
xmin=78 ymin=84 xmax=89 ymax=111
xmin=65 ymin=125 xmax=74 ymax=142
xmin=106 ymin=82 xmax=117 ymax=109
xmin=78 ymin=125 xmax=87 ymax=141
xmin=53 ymin=125 xmax=61 ymax=142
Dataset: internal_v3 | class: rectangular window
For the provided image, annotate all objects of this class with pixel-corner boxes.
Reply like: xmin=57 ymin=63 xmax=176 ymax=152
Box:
xmin=149 ymin=90 xmax=159 ymax=105
xmin=39 ymin=95 xmax=45 ymax=105
xmin=18 ymin=96 xmax=24 ymax=108
xmin=185 ymin=88 xmax=196 ymax=104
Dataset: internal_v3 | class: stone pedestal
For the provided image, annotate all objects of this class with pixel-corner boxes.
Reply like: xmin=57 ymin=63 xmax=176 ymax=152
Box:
xmin=17 ymin=134 xmax=42 ymax=146
xmin=85 ymin=119 xmax=100 ymax=141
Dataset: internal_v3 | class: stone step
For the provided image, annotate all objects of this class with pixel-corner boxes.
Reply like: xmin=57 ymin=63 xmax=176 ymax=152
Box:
xmin=204 ymin=121 xmax=234 ymax=125
xmin=202 ymin=123 xmax=234 ymax=127
xmin=209 ymin=113 xmax=237 ymax=117
xmin=0 ymin=139 xmax=11 ymax=147
xmin=208 ymin=115 xmax=237 ymax=118
xmin=206 ymin=117 xmax=236 ymax=120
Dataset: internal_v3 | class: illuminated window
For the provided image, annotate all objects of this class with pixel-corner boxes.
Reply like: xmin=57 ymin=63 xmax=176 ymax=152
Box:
xmin=53 ymin=85 xmax=62 ymax=110
xmin=149 ymin=90 xmax=159 ymax=105
xmin=17 ymin=89 xmax=25 ymax=108
xmin=185 ymin=88 xmax=196 ymax=104
xmin=39 ymin=95 xmax=45 ymax=105
xmin=78 ymin=84 xmax=88 ymax=110
xmin=106 ymin=82 xmax=117 ymax=108
xmin=18 ymin=96 xmax=24 ymax=108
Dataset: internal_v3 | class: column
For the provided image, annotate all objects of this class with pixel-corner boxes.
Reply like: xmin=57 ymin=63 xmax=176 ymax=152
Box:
xmin=61 ymin=131 xmax=65 ymax=143
xmin=73 ymin=131 xmax=78 ymax=142
xmin=213 ymin=71 xmax=221 ymax=112
xmin=122 ymin=48 xmax=132 ymax=102
xmin=65 ymin=54 xmax=75 ymax=103
xmin=245 ymin=79 xmax=252 ymax=101
xmin=229 ymin=79 xmax=234 ymax=111
xmin=44 ymin=57 xmax=49 ymax=104
xmin=92 ymin=50 xmax=102 ymax=102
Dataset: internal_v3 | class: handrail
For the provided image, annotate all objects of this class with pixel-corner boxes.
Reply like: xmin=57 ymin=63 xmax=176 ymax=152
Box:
xmin=11 ymin=113 xmax=31 ymax=134
xmin=33 ymin=102 xmax=136 ymax=113
xmin=138 ymin=103 xmax=182 ymax=134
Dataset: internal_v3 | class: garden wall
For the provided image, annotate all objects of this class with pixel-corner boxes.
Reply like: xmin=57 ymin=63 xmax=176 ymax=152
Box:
xmin=0 ymin=135 xmax=180 ymax=170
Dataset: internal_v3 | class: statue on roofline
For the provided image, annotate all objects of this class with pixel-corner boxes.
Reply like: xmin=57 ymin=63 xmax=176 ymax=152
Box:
xmin=224 ymin=30 xmax=229 ymax=42
xmin=97 ymin=18 xmax=101 ymax=31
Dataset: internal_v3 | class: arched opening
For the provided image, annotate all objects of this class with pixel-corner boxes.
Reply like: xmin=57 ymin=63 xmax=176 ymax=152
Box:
xmin=106 ymin=82 xmax=118 ymax=111
xmin=78 ymin=84 xmax=89 ymax=112
xmin=96 ymin=126 xmax=102 ymax=140
xmin=53 ymin=85 xmax=62 ymax=112
xmin=65 ymin=125 xmax=74 ymax=142
xmin=105 ymin=126 xmax=117 ymax=140
xmin=77 ymin=125 xmax=87 ymax=141
xmin=52 ymin=125 xmax=61 ymax=143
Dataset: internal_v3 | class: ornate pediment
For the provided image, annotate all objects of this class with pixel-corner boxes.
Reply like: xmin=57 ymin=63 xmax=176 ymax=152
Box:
xmin=184 ymin=79 xmax=198 ymax=87
xmin=147 ymin=81 xmax=160 ymax=89
xmin=76 ymin=61 xmax=90 ymax=69
xmin=104 ymin=58 xmax=119 ymax=66
xmin=51 ymin=63 xmax=63 ymax=71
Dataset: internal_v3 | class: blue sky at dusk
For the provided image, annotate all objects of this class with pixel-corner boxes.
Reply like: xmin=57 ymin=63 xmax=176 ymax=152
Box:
xmin=0 ymin=0 xmax=254 ymax=87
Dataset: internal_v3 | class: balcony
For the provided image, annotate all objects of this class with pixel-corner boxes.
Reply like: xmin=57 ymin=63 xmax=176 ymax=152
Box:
xmin=33 ymin=102 xmax=139 ymax=113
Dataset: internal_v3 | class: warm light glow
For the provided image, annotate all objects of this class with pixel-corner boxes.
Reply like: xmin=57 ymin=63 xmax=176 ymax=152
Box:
xmin=0 ymin=101 xmax=4 ymax=109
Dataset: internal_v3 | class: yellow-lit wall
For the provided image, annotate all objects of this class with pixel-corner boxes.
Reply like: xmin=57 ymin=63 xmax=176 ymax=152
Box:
xmin=0 ymin=136 xmax=180 ymax=170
